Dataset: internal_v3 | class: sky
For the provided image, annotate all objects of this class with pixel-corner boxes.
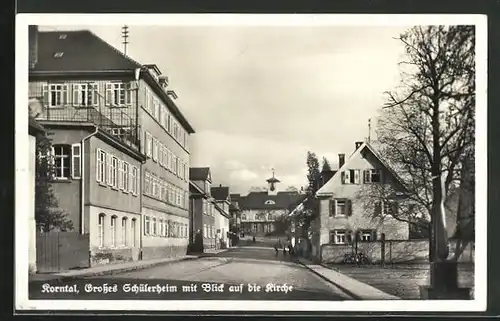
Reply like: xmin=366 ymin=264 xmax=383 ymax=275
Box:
xmin=40 ymin=24 xmax=409 ymax=194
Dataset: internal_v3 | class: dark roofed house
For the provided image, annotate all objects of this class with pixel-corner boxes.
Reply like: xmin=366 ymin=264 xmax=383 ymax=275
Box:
xmin=211 ymin=185 xmax=230 ymax=202
xmin=238 ymin=171 xmax=302 ymax=236
xmin=190 ymin=167 xmax=212 ymax=195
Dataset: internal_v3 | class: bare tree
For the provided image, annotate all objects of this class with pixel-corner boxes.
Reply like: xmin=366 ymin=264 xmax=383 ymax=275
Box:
xmin=359 ymin=26 xmax=475 ymax=261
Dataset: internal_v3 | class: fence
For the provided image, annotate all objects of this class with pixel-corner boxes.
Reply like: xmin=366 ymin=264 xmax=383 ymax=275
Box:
xmin=36 ymin=232 xmax=90 ymax=273
xmin=320 ymin=237 xmax=474 ymax=264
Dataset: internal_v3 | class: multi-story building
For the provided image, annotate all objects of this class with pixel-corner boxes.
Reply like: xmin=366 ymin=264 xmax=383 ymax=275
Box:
xmin=28 ymin=26 xmax=195 ymax=264
xmin=238 ymin=171 xmax=302 ymax=236
xmin=189 ymin=167 xmax=216 ymax=249
xmin=211 ymin=185 xmax=231 ymax=248
xmin=313 ymin=140 xmax=410 ymax=260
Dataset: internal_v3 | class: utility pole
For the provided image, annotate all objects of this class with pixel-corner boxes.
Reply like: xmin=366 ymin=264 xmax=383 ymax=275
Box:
xmin=122 ymin=25 xmax=129 ymax=55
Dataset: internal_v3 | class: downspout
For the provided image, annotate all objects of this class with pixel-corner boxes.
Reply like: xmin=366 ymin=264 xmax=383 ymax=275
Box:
xmin=81 ymin=126 xmax=99 ymax=234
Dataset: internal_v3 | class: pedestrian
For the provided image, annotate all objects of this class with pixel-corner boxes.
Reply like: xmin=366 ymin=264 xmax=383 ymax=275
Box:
xmin=252 ymin=236 xmax=256 ymax=243
xmin=288 ymin=242 xmax=294 ymax=259
xmin=282 ymin=243 xmax=287 ymax=257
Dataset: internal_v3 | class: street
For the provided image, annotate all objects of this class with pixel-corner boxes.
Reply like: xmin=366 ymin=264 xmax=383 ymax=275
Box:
xmin=29 ymin=247 xmax=351 ymax=300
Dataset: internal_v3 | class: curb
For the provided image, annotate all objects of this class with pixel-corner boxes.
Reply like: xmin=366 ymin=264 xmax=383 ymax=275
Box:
xmin=58 ymin=256 xmax=199 ymax=282
xmin=296 ymin=260 xmax=362 ymax=300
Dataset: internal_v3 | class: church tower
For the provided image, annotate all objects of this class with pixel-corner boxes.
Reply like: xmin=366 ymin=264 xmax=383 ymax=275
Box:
xmin=266 ymin=169 xmax=280 ymax=196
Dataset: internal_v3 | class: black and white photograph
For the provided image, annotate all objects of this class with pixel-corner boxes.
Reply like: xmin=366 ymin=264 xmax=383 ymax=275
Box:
xmin=15 ymin=14 xmax=487 ymax=312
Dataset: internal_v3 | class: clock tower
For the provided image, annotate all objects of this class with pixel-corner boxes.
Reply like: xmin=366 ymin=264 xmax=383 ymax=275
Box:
xmin=266 ymin=169 xmax=280 ymax=196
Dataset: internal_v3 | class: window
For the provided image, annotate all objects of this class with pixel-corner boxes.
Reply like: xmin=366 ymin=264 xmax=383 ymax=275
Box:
xmin=264 ymin=200 xmax=275 ymax=205
xmin=361 ymin=230 xmax=375 ymax=242
xmin=382 ymin=200 xmax=397 ymax=215
xmin=168 ymin=183 xmax=174 ymax=203
xmin=152 ymin=217 xmax=157 ymax=236
xmin=96 ymin=149 xmax=106 ymax=183
xmin=342 ymin=169 xmax=360 ymax=184
xmin=110 ymin=216 xmax=117 ymax=247
xmin=204 ymin=224 xmax=207 ymax=238
xmin=159 ymin=219 xmax=164 ymax=236
xmin=162 ymin=108 xmax=169 ymax=129
xmin=145 ymin=132 xmax=153 ymax=158
xmin=98 ymin=214 xmax=105 ymax=248
xmin=167 ymin=220 xmax=171 ymax=237
xmin=152 ymin=176 xmax=158 ymax=198
xmin=130 ymin=166 xmax=138 ymax=194
xmin=72 ymin=83 xmax=98 ymax=107
xmin=144 ymin=216 xmax=150 ymax=235
xmin=110 ymin=156 xmax=118 ymax=188
xmin=159 ymin=144 xmax=164 ymax=166
xmin=52 ymin=145 xmax=71 ymax=179
xmin=330 ymin=199 xmax=351 ymax=216
xmin=152 ymin=138 xmax=158 ymax=161
xmin=122 ymin=217 xmax=127 ymax=246
xmin=241 ymin=214 xmax=246 ymax=220
xmin=330 ymin=230 xmax=347 ymax=244
xmin=144 ymin=172 xmax=151 ymax=195
xmin=173 ymin=156 xmax=178 ymax=175
xmin=364 ymin=169 xmax=382 ymax=183
xmin=176 ymin=187 xmax=181 ymax=206
xmin=267 ymin=213 xmax=273 ymax=221
xmin=153 ymin=98 xmax=160 ymax=120
xmin=123 ymin=162 xmax=129 ymax=192
xmin=144 ymin=88 xmax=153 ymax=115
xmin=71 ymin=144 xmax=81 ymax=179
xmin=118 ymin=160 xmax=124 ymax=190
xmin=131 ymin=219 xmax=136 ymax=247
xmin=43 ymin=84 xmax=69 ymax=107
xmin=105 ymin=82 xmax=131 ymax=107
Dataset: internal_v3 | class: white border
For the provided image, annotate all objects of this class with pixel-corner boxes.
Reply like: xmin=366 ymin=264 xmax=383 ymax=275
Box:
xmin=15 ymin=14 xmax=487 ymax=312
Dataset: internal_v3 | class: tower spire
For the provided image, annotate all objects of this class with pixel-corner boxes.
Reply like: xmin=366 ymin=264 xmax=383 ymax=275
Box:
xmin=121 ymin=25 xmax=129 ymax=55
xmin=368 ymin=118 xmax=371 ymax=143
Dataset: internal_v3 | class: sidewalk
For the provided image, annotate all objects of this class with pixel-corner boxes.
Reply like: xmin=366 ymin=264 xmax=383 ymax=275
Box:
xmin=296 ymin=257 xmax=400 ymax=300
xmin=30 ymin=248 xmax=230 ymax=282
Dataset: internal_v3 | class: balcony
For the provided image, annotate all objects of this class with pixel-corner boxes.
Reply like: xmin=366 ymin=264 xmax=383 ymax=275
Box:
xmin=29 ymin=80 xmax=140 ymax=150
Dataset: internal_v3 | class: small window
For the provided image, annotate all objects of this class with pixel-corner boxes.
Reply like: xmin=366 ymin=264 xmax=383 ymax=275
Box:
xmin=53 ymin=52 xmax=64 ymax=58
xmin=59 ymin=34 xmax=67 ymax=39
xmin=364 ymin=169 xmax=382 ymax=183
xmin=241 ymin=214 xmax=247 ymax=220
xmin=98 ymin=213 xmax=105 ymax=248
xmin=264 ymin=200 xmax=276 ymax=205
xmin=361 ymin=230 xmax=375 ymax=242
xmin=330 ymin=230 xmax=347 ymax=244
xmin=336 ymin=200 xmax=346 ymax=216
xmin=52 ymin=144 xmax=71 ymax=179
xmin=110 ymin=216 xmax=117 ymax=247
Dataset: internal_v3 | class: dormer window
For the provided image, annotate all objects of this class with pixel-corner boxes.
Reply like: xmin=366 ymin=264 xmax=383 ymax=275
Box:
xmin=264 ymin=200 xmax=275 ymax=205
xmin=53 ymin=52 xmax=64 ymax=58
xmin=59 ymin=34 xmax=67 ymax=39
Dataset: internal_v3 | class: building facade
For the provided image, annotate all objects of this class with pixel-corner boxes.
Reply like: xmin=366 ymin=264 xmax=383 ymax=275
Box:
xmin=238 ymin=172 xmax=302 ymax=236
xmin=315 ymin=141 xmax=410 ymax=253
xmin=211 ymin=186 xmax=231 ymax=248
xmin=138 ymin=64 xmax=194 ymax=260
xmin=189 ymin=168 xmax=216 ymax=249
xmin=28 ymin=26 xmax=195 ymax=264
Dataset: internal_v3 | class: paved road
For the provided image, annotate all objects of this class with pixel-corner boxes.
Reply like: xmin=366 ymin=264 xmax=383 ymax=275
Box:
xmin=29 ymin=247 xmax=351 ymax=300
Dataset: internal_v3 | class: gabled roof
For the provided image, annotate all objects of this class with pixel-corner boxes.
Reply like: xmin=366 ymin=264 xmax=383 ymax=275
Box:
xmin=32 ymin=30 xmax=142 ymax=72
xmin=30 ymin=29 xmax=195 ymax=134
xmin=212 ymin=199 xmax=231 ymax=218
xmin=238 ymin=191 xmax=302 ymax=210
xmin=316 ymin=140 xmax=408 ymax=197
xmin=189 ymin=180 xmax=208 ymax=198
xmin=189 ymin=167 xmax=211 ymax=182
xmin=211 ymin=186 xmax=230 ymax=202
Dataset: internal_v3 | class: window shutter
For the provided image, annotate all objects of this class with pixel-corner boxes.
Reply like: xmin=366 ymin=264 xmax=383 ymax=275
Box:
xmin=42 ymin=84 xmax=49 ymax=107
xmin=346 ymin=231 xmax=353 ymax=244
xmin=72 ymin=84 xmax=81 ymax=106
xmin=105 ymin=83 xmax=113 ymax=106
xmin=107 ymin=154 xmax=112 ymax=185
xmin=71 ymin=143 xmax=81 ymax=179
xmin=347 ymin=199 xmax=353 ymax=215
xmin=344 ymin=170 xmax=350 ymax=184
xmin=363 ymin=170 xmax=370 ymax=183
xmin=96 ymin=149 xmax=101 ymax=182
xmin=118 ymin=160 xmax=123 ymax=189
xmin=354 ymin=169 xmax=360 ymax=184
xmin=329 ymin=200 xmax=334 ymax=216
xmin=92 ymin=83 xmax=99 ymax=106
xmin=374 ymin=201 xmax=382 ymax=216
xmin=392 ymin=201 xmax=398 ymax=215
xmin=62 ymin=84 xmax=69 ymax=105
xmin=126 ymin=83 xmax=132 ymax=105
xmin=372 ymin=230 xmax=378 ymax=241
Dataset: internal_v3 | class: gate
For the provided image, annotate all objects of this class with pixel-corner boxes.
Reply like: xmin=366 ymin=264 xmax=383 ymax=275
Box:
xmin=36 ymin=232 xmax=90 ymax=273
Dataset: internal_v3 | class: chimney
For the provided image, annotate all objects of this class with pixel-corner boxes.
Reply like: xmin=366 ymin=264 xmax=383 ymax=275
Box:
xmin=338 ymin=154 xmax=345 ymax=169
xmin=355 ymin=141 xmax=364 ymax=150
xmin=28 ymin=25 xmax=38 ymax=69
